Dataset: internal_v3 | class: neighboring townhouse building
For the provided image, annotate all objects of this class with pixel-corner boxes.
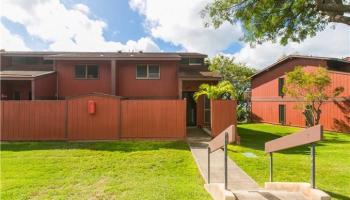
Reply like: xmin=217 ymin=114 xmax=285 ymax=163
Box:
xmin=251 ymin=55 xmax=350 ymax=133
xmin=0 ymin=51 xmax=220 ymax=127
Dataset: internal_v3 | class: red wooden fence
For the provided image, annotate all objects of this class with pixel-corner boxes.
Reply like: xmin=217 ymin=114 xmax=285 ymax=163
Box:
xmin=121 ymin=100 xmax=186 ymax=139
xmin=1 ymin=101 xmax=66 ymax=140
xmin=211 ymin=100 xmax=237 ymax=137
xmin=0 ymin=94 xmax=186 ymax=141
xmin=67 ymin=95 xmax=121 ymax=140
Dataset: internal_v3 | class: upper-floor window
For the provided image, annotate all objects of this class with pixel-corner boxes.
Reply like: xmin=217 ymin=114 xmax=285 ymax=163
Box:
xmin=278 ymin=77 xmax=285 ymax=96
xmin=179 ymin=57 xmax=204 ymax=65
xmin=12 ymin=57 xmax=41 ymax=65
xmin=136 ymin=64 xmax=160 ymax=79
xmin=75 ymin=64 xmax=99 ymax=79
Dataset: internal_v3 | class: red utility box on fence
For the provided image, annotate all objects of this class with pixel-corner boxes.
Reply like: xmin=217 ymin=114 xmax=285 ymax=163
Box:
xmin=88 ymin=100 xmax=96 ymax=114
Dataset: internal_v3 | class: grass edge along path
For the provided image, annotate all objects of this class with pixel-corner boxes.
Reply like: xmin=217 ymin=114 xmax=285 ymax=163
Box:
xmin=229 ymin=123 xmax=350 ymax=200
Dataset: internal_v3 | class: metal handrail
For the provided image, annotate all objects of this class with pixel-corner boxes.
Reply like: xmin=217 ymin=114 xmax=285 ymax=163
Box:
xmin=207 ymin=125 xmax=237 ymax=190
xmin=264 ymin=125 xmax=323 ymax=188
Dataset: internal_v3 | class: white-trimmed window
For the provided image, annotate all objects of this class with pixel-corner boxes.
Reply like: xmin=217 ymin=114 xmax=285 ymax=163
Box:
xmin=75 ymin=64 xmax=99 ymax=79
xmin=136 ymin=64 xmax=160 ymax=79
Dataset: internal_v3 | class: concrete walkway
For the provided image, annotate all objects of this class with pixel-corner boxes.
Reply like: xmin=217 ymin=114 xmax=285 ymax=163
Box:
xmin=187 ymin=128 xmax=260 ymax=191
xmin=187 ymin=128 xmax=310 ymax=200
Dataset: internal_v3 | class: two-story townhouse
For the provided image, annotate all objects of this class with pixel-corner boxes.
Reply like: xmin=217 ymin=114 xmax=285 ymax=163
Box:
xmin=251 ymin=55 xmax=350 ymax=132
xmin=0 ymin=51 xmax=220 ymax=128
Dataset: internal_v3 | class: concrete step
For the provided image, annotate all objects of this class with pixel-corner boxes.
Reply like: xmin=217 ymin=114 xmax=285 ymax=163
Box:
xmin=232 ymin=190 xmax=308 ymax=200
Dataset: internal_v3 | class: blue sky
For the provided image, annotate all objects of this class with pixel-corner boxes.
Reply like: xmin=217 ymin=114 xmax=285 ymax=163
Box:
xmin=0 ymin=0 xmax=348 ymax=68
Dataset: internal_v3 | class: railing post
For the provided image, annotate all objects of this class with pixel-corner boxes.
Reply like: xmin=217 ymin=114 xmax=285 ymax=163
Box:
xmin=311 ymin=143 xmax=315 ymax=188
xmin=269 ymin=152 xmax=273 ymax=182
xmin=208 ymin=147 xmax=211 ymax=184
xmin=224 ymin=132 xmax=228 ymax=190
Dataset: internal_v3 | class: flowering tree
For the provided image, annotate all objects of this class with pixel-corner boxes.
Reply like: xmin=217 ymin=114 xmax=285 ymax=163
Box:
xmin=284 ymin=66 xmax=344 ymax=126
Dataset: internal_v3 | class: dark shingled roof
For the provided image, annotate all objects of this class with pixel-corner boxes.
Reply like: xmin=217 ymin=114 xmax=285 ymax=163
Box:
xmin=0 ymin=51 xmax=207 ymax=60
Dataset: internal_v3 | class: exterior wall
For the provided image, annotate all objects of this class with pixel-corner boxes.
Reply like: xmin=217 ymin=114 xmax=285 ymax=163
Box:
xmin=0 ymin=55 xmax=53 ymax=71
xmin=251 ymin=58 xmax=350 ymax=133
xmin=252 ymin=101 xmax=350 ymax=133
xmin=56 ymin=60 xmax=111 ymax=98
xmin=117 ymin=60 xmax=178 ymax=98
xmin=0 ymin=80 xmax=31 ymax=100
xmin=34 ymin=73 xmax=57 ymax=99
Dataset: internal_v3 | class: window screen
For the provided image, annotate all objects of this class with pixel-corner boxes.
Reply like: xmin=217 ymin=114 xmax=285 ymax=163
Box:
xmin=278 ymin=78 xmax=285 ymax=96
xmin=278 ymin=104 xmax=286 ymax=125
xmin=148 ymin=64 xmax=160 ymax=79
xmin=75 ymin=64 xmax=99 ymax=79
xmin=87 ymin=65 xmax=99 ymax=79
xmin=136 ymin=65 xmax=148 ymax=78
xmin=75 ymin=65 xmax=86 ymax=78
xmin=136 ymin=64 xmax=160 ymax=79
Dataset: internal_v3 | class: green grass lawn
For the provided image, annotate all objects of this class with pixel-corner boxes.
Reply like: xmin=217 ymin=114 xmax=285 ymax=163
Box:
xmin=1 ymin=141 xmax=210 ymax=200
xmin=230 ymin=123 xmax=350 ymax=200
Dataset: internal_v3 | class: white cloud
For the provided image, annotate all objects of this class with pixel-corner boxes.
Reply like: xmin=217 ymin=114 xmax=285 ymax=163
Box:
xmin=73 ymin=3 xmax=90 ymax=15
xmin=233 ymin=24 xmax=350 ymax=69
xmin=0 ymin=23 xmax=30 ymax=50
xmin=0 ymin=0 xmax=160 ymax=52
xmin=129 ymin=0 xmax=242 ymax=55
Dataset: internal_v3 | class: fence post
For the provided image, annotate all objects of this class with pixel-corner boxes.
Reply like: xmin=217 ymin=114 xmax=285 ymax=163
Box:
xmin=208 ymin=147 xmax=211 ymax=184
xmin=224 ymin=132 xmax=228 ymax=190
xmin=310 ymin=143 xmax=315 ymax=188
xmin=269 ymin=152 xmax=273 ymax=182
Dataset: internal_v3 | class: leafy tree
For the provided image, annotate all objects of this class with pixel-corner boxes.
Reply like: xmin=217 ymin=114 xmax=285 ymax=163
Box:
xmin=202 ymin=0 xmax=350 ymax=45
xmin=207 ymin=55 xmax=256 ymax=121
xmin=283 ymin=66 xmax=344 ymax=126
xmin=193 ymin=80 xmax=236 ymax=101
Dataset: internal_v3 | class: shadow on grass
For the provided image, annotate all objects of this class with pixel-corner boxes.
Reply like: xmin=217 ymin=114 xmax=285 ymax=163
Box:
xmin=0 ymin=140 xmax=189 ymax=152
xmin=235 ymin=126 xmax=348 ymax=155
xmin=324 ymin=190 xmax=350 ymax=200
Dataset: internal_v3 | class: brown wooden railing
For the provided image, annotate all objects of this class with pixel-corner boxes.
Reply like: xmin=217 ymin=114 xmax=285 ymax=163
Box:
xmin=207 ymin=125 xmax=238 ymax=189
xmin=265 ymin=125 xmax=323 ymax=188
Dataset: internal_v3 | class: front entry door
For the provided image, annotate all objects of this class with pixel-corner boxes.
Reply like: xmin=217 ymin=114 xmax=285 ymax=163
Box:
xmin=183 ymin=92 xmax=196 ymax=126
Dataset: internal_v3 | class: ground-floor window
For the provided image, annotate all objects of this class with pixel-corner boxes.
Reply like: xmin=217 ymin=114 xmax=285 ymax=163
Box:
xmin=278 ymin=104 xmax=286 ymax=125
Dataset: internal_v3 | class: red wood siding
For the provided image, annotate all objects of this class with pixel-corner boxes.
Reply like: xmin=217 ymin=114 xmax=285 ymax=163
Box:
xmin=211 ymin=100 xmax=237 ymax=137
xmin=252 ymin=101 xmax=350 ymax=133
xmin=34 ymin=73 xmax=57 ymax=99
xmin=251 ymin=58 xmax=350 ymax=133
xmin=252 ymin=58 xmax=327 ymax=97
xmin=57 ymin=60 xmax=111 ymax=98
xmin=117 ymin=61 xmax=178 ymax=98
xmin=121 ymin=99 xmax=186 ymax=139
xmin=1 ymin=101 xmax=66 ymax=140
xmin=67 ymin=95 xmax=120 ymax=140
